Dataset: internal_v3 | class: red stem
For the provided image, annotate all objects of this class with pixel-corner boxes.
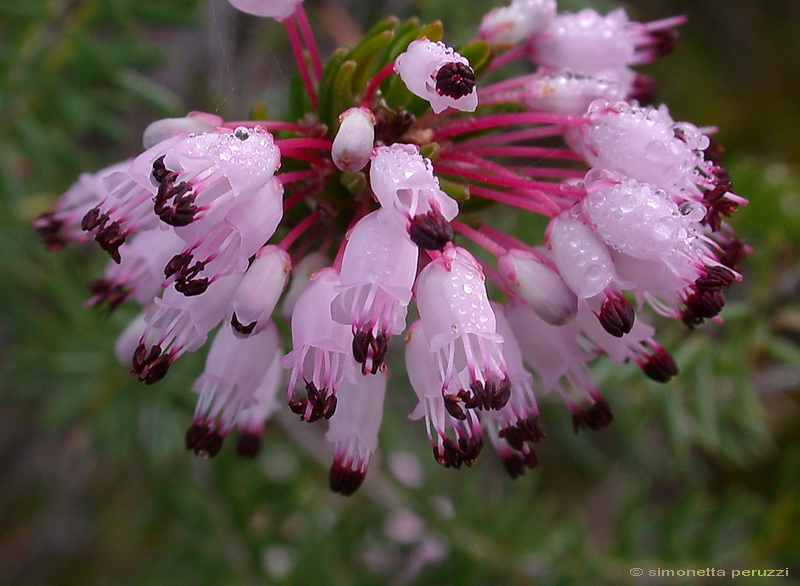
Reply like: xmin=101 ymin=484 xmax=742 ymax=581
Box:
xmin=295 ymin=6 xmax=323 ymax=81
xmin=279 ymin=169 xmax=321 ymax=185
xmin=485 ymin=44 xmax=528 ymax=73
xmin=468 ymin=145 xmax=582 ymax=161
xmin=361 ymin=62 xmax=397 ymax=106
xmin=283 ymin=181 xmax=321 ymax=211
xmin=509 ymin=166 xmax=587 ymax=179
xmin=434 ymin=112 xmax=582 ymax=141
xmin=279 ymin=211 xmax=321 ymax=251
xmin=435 ymin=161 xmax=584 ymax=199
xmin=460 ymin=183 xmax=560 ymax=216
xmin=276 ymin=137 xmax=333 ymax=150
xmin=451 ymin=220 xmax=507 ymax=258
xmin=285 ymin=18 xmax=318 ymax=108
xmin=458 ymin=125 xmax=569 ymax=148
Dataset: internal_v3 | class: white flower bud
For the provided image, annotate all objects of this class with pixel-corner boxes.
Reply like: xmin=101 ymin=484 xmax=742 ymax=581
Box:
xmin=142 ymin=111 xmax=221 ymax=149
xmin=332 ymin=107 xmax=375 ymax=172
xmin=231 ymin=245 xmax=292 ymax=337
xmin=479 ymin=0 xmax=556 ymax=47
xmin=497 ymin=249 xmax=578 ymax=325
xmin=547 ymin=215 xmax=616 ymax=299
xmin=114 ymin=311 xmax=148 ymax=367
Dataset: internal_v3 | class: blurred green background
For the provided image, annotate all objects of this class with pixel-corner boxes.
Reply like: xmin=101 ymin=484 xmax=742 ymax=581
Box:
xmin=1 ymin=0 xmax=799 ymax=583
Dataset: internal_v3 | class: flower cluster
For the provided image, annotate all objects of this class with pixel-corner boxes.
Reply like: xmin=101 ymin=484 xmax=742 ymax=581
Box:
xmin=36 ymin=0 xmax=747 ymax=494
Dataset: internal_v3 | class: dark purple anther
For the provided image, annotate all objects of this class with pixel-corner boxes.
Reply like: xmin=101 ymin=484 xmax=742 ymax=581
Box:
xmin=435 ymin=62 xmax=476 ymax=99
xmin=409 ymin=208 xmax=454 ymax=251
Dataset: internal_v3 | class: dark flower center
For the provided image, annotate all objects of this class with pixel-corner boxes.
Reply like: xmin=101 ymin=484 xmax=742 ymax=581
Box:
xmin=435 ymin=62 xmax=476 ymax=99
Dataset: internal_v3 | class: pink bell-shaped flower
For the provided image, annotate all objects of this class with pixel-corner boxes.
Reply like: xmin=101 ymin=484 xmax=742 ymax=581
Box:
xmin=86 ymin=227 xmax=185 ymax=311
xmin=186 ymin=320 xmax=283 ymax=457
xmin=547 ymin=213 xmax=617 ymax=300
xmin=326 ymin=370 xmax=388 ymax=495
xmin=394 ymin=38 xmax=478 ymax=114
xmin=230 ymin=245 xmax=292 ymax=337
xmin=132 ymin=273 xmax=243 ymax=384
xmin=415 ymin=245 xmax=510 ymax=414
xmin=281 ymin=268 xmax=358 ymax=423
xmin=504 ymin=296 xmax=613 ymax=433
xmin=369 ymin=144 xmax=459 ymax=248
xmin=531 ymin=8 xmax=636 ymax=80
xmin=489 ymin=303 xmax=542 ymax=432
xmin=154 ymin=125 xmax=281 ymax=231
xmin=80 ymin=136 xmax=186 ymax=262
xmin=569 ymin=100 xmax=712 ymax=199
xmin=234 ymin=328 xmax=284 ymax=458
xmin=406 ymin=320 xmax=484 ymax=469
xmin=522 ymin=70 xmax=626 ymax=115
xmin=332 ymin=210 xmax=419 ymax=374
xmin=163 ymin=176 xmax=284 ymax=296
xmin=34 ymin=161 xmax=127 ymax=251
xmin=479 ymin=0 xmax=557 ymax=47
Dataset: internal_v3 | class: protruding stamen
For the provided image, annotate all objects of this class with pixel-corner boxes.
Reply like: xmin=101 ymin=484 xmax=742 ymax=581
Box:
xmin=95 ymin=220 xmax=127 ymax=263
xmin=34 ymin=213 xmax=67 ymax=251
xmin=236 ymin=432 xmax=261 ymax=459
xmin=502 ymin=446 xmax=539 ymax=479
xmin=81 ymin=207 xmax=105 ymax=232
xmin=409 ymin=209 xmax=454 ymax=251
xmin=153 ymin=175 xmax=197 ymax=227
xmin=650 ymin=29 xmax=679 ymax=58
xmin=572 ymin=400 xmax=614 ymax=433
xmin=682 ymin=287 xmax=725 ymax=327
xmin=290 ymin=381 xmax=338 ymax=423
xmin=86 ymin=279 xmax=129 ymax=312
xmin=433 ymin=437 xmax=463 ymax=470
xmin=628 ymin=73 xmax=658 ymax=106
xmin=598 ymin=291 xmax=635 ymax=337
xmin=641 ymin=347 xmax=679 ymax=382
xmin=444 ymin=394 xmax=467 ymax=421
xmin=695 ymin=266 xmax=736 ymax=291
xmin=718 ymin=238 xmax=750 ymax=272
xmin=231 ymin=313 xmax=257 ymax=336
xmin=435 ymin=62 xmax=476 ymax=99
xmin=175 ymin=277 xmax=210 ymax=296
xmin=185 ymin=422 xmax=224 ymax=458
xmin=351 ymin=329 xmax=389 ymax=375
xmin=458 ymin=434 xmax=483 ymax=467
xmin=131 ymin=343 xmax=172 ymax=384
xmin=499 ymin=414 xmax=546 ymax=449
xmin=329 ymin=461 xmax=365 ymax=496
xmin=458 ymin=377 xmax=511 ymax=411
xmin=152 ymin=155 xmax=172 ymax=184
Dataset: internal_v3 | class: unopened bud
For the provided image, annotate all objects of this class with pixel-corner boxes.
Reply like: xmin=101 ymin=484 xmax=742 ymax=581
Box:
xmin=142 ymin=111 xmax=222 ymax=149
xmin=114 ymin=311 xmax=148 ymax=367
xmin=598 ymin=290 xmax=635 ymax=337
xmin=231 ymin=245 xmax=291 ymax=338
xmin=547 ymin=215 xmax=616 ymax=299
xmin=498 ymin=249 xmax=578 ymax=325
xmin=479 ymin=0 xmax=556 ymax=47
xmin=332 ymin=108 xmax=375 ymax=173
